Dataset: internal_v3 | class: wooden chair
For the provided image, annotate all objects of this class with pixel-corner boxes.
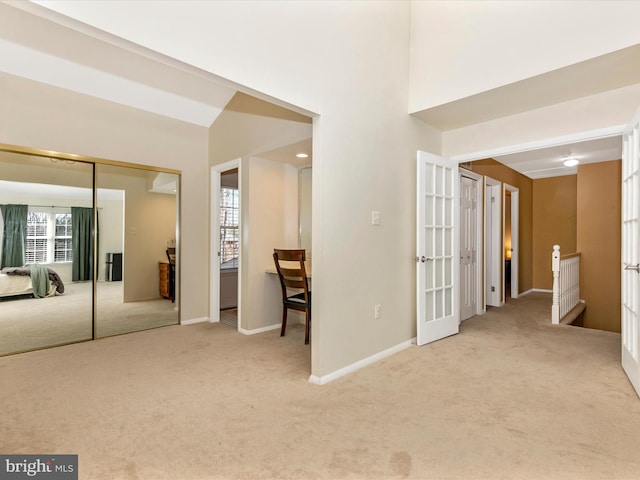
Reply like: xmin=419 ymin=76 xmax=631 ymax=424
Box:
xmin=273 ymin=249 xmax=311 ymax=344
xmin=166 ymin=247 xmax=176 ymax=303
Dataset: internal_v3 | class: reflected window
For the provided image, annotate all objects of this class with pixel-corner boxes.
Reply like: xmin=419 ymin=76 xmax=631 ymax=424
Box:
xmin=26 ymin=210 xmax=73 ymax=264
xmin=220 ymin=187 xmax=239 ymax=269
xmin=54 ymin=213 xmax=73 ymax=262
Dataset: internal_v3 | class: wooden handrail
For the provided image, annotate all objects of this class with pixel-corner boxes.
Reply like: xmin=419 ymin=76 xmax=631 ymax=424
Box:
xmin=560 ymin=252 xmax=581 ymax=260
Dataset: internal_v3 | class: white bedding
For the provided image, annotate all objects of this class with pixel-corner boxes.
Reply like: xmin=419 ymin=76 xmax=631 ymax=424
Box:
xmin=0 ymin=272 xmax=33 ymax=297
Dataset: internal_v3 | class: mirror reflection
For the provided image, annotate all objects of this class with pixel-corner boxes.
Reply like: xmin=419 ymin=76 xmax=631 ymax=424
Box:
xmin=0 ymin=152 xmax=93 ymax=355
xmin=0 ymin=150 xmax=180 ymax=356
xmin=95 ymin=163 xmax=179 ymax=337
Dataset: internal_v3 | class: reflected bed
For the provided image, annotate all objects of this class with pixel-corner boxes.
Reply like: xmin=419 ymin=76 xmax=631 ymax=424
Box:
xmin=0 ymin=267 xmax=65 ymax=298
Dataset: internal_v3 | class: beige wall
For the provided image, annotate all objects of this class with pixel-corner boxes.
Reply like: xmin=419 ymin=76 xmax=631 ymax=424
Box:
xmin=532 ymin=175 xmax=577 ymax=290
xmin=464 ymin=159 xmax=534 ymax=294
xmin=240 ymin=156 xmax=299 ymax=332
xmin=577 ymin=161 xmax=621 ymax=332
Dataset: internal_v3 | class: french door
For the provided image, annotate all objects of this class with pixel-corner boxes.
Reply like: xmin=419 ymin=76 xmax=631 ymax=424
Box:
xmin=622 ymin=109 xmax=640 ymax=398
xmin=460 ymin=175 xmax=478 ymax=321
xmin=416 ymin=151 xmax=459 ymax=346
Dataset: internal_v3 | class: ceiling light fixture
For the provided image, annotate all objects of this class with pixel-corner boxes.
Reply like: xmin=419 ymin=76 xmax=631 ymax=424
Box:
xmin=296 ymin=153 xmax=309 ymax=158
xmin=561 ymin=153 xmax=579 ymax=167
xmin=563 ymin=158 xmax=579 ymax=167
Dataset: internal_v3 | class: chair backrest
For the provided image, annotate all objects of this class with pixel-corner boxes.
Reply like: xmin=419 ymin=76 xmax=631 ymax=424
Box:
xmin=166 ymin=247 xmax=176 ymax=266
xmin=273 ymin=249 xmax=309 ymax=299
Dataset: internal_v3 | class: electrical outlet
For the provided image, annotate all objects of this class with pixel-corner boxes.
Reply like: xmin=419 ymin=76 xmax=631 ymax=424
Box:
xmin=374 ymin=304 xmax=382 ymax=319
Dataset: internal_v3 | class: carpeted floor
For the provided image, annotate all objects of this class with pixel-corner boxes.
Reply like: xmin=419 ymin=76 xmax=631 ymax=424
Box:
xmin=1 ymin=291 xmax=640 ymax=479
xmin=220 ymin=308 xmax=238 ymax=329
xmin=0 ymin=281 xmax=178 ymax=355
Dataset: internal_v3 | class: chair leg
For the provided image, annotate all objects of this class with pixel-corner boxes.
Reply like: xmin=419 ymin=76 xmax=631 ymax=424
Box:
xmin=304 ymin=310 xmax=310 ymax=345
xmin=280 ymin=306 xmax=288 ymax=337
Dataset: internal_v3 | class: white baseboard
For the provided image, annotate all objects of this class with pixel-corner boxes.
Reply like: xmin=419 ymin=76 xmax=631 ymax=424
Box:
xmin=181 ymin=317 xmax=209 ymax=325
xmin=520 ymin=288 xmax=552 ymax=296
xmin=308 ymin=338 xmax=415 ymax=385
xmin=238 ymin=323 xmax=280 ymax=335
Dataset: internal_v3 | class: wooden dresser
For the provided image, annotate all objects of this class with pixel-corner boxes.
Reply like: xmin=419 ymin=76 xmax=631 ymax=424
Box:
xmin=159 ymin=262 xmax=171 ymax=299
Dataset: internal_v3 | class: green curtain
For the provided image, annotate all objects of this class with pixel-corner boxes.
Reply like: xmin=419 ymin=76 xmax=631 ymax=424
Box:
xmin=0 ymin=204 xmax=28 ymax=269
xmin=72 ymin=207 xmax=94 ymax=281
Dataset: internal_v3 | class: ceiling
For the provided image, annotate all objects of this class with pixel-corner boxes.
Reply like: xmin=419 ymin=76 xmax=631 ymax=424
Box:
xmin=2 ymin=2 xmax=634 ymax=176
xmin=490 ymin=135 xmax=622 ymax=179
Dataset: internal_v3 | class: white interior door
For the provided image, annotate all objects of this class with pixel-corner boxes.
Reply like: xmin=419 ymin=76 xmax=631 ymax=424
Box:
xmin=416 ymin=151 xmax=459 ymax=346
xmin=460 ymin=175 xmax=478 ymax=321
xmin=622 ymin=109 xmax=640 ymax=398
xmin=484 ymin=178 xmax=502 ymax=307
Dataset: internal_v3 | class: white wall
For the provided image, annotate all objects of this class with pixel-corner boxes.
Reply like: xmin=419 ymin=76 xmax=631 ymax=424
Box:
xmin=240 ymin=156 xmax=299 ymax=332
xmin=409 ymin=0 xmax=640 ymax=112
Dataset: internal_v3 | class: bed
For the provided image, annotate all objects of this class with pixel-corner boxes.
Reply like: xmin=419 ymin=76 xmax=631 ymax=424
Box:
xmin=0 ymin=266 xmax=65 ymax=298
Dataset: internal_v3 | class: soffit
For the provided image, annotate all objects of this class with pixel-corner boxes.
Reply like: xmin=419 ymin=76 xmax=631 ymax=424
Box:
xmin=413 ymin=44 xmax=640 ymax=131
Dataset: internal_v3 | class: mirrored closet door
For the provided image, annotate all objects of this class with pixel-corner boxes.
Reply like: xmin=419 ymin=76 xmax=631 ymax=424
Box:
xmin=0 ymin=151 xmax=94 ymax=355
xmin=0 ymin=147 xmax=180 ymax=356
xmin=95 ymin=164 xmax=179 ymax=337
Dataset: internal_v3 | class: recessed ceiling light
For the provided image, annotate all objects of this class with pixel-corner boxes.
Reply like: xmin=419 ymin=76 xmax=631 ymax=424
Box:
xmin=296 ymin=153 xmax=309 ymax=158
xmin=563 ymin=158 xmax=579 ymax=167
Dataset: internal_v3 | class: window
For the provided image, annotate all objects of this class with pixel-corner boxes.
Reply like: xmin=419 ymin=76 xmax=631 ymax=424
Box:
xmin=54 ymin=213 xmax=72 ymax=262
xmin=220 ymin=187 xmax=239 ymax=269
xmin=26 ymin=210 xmax=73 ymax=264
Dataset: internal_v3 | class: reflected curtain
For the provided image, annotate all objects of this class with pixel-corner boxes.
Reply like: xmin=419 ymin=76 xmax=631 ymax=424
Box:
xmin=0 ymin=204 xmax=28 ymax=268
xmin=72 ymin=207 xmax=94 ymax=281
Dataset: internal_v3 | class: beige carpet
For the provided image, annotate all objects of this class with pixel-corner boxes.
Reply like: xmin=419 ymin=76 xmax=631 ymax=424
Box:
xmin=1 ymin=292 xmax=640 ymax=479
xmin=0 ymin=281 xmax=178 ymax=355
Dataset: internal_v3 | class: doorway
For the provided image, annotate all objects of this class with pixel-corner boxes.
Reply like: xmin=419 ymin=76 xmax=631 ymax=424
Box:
xmin=503 ymin=184 xmax=519 ymax=301
xmin=219 ymin=168 xmax=239 ymax=329
xmin=485 ymin=177 xmax=502 ymax=307
xmin=210 ymin=159 xmax=241 ymax=328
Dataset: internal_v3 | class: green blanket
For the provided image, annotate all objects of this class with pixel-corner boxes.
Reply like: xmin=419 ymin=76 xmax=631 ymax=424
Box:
xmin=28 ymin=264 xmax=51 ymax=298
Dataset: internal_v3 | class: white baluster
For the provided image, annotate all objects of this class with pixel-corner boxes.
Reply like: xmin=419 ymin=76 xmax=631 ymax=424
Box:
xmin=552 ymin=245 xmax=560 ymax=324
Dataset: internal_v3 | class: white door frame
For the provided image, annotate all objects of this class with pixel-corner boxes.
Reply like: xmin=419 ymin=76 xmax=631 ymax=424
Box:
xmin=503 ymin=184 xmax=519 ymax=300
xmin=460 ymin=168 xmax=484 ymax=316
xmin=210 ymin=159 xmax=241 ymax=326
xmin=484 ymin=176 xmax=502 ymax=307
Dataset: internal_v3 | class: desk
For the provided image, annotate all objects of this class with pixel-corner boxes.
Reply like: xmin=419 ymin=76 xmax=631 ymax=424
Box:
xmin=265 ymin=261 xmax=312 ymax=278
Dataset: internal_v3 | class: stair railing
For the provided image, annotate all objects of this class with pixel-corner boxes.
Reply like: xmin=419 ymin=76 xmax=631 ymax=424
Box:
xmin=551 ymin=245 xmax=581 ymax=324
